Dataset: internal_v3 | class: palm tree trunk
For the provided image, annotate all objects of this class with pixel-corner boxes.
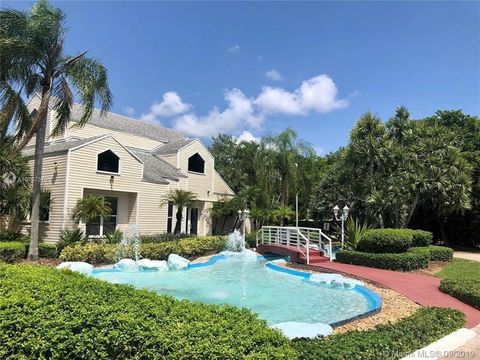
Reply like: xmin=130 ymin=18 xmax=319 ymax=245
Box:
xmin=174 ymin=206 xmax=183 ymax=234
xmin=28 ymin=87 xmax=50 ymax=260
xmin=405 ymin=193 xmax=419 ymax=227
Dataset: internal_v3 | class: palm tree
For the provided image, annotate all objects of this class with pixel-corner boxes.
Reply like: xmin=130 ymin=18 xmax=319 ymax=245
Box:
xmin=0 ymin=0 xmax=112 ymax=259
xmin=255 ymin=128 xmax=313 ymax=207
xmin=272 ymin=205 xmax=295 ymax=226
xmin=161 ymin=190 xmax=198 ymax=234
xmin=72 ymin=195 xmax=111 ymax=224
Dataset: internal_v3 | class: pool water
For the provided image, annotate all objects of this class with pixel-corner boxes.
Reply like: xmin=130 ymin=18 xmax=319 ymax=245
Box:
xmin=92 ymin=255 xmax=372 ymax=326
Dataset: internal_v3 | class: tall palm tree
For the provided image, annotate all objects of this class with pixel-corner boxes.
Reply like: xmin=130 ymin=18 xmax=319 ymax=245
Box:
xmin=255 ymin=128 xmax=313 ymax=207
xmin=72 ymin=195 xmax=111 ymax=224
xmin=0 ymin=0 xmax=112 ymax=260
xmin=161 ymin=190 xmax=198 ymax=234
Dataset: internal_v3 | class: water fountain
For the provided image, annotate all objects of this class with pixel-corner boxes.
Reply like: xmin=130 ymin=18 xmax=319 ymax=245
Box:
xmin=116 ymin=224 xmax=141 ymax=263
xmin=225 ymin=229 xmax=245 ymax=252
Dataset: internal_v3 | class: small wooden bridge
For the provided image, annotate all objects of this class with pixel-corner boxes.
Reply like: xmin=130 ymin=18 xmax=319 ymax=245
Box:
xmin=256 ymin=226 xmax=334 ymax=265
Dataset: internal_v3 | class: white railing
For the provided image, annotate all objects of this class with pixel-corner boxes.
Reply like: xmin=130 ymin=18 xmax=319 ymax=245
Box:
xmin=256 ymin=226 xmax=333 ymax=263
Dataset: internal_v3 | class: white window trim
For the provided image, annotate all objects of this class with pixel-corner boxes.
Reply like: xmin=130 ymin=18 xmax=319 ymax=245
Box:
xmin=96 ymin=149 xmax=121 ymax=175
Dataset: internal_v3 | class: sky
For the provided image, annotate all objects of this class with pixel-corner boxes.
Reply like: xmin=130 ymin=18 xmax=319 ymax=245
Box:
xmin=3 ymin=1 xmax=480 ymax=154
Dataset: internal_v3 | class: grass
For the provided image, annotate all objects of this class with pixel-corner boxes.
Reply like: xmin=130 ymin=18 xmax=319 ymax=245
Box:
xmin=437 ymin=258 xmax=480 ymax=280
xmin=436 ymin=259 xmax=480 ymax=309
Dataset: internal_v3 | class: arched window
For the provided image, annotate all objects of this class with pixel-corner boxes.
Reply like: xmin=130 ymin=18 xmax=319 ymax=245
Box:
xmin=188 ymin=153 xmax=205 ymax=173
xmin=97 ymin=150 xmax=120 ymax=173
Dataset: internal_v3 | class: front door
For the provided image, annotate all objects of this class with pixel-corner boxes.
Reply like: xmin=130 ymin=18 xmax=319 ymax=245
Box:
xmin=189 ymin=208 xmax=198 ymax=235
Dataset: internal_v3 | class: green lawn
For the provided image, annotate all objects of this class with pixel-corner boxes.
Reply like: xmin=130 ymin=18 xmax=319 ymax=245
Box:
xmin=437 ymin=259 xmax=480 ymax=309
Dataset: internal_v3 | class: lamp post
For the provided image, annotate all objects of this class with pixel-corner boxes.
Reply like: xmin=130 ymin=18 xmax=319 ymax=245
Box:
xmin=333 ymin=205 xmax=350 ymax=249
xmin=238 ymin=209 xmax=250 ymax=237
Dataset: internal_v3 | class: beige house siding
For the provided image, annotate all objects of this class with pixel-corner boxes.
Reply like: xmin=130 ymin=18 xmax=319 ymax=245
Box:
xmin=214 ymin=170 xmax=235 ymax=197
xmin=178 ymin=140 xmax=215 ymax=201
xmin=25 ymin=152 xmax=68 ymax=243
xmin=157 ymin=153 xmax=177 ymax=167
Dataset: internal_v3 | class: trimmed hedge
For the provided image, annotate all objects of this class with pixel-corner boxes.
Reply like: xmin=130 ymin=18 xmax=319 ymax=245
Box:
xmin=0 ymin=242 xmax=25 ymax=262
xmin=0 ymin=263 xmax=294 ymax=359
xmin=358 ymin=229 xmax=413 ymax=253
xmin=410 ymin=246 xmax=453 ymax=262
xmin=0 ymin=242 xmax=58 ymax=262
xmin=293 ymin=307 xmax=465 ymax=360
xmin=440 ymin=279 xmax=480 ymax=309
xmin=336 ymin=249 xmax=430 ymax=271
xmin=409 ymin=230 xmax=433 ymax=247
xmin=60 ymin=236 xmax=227 ymax=264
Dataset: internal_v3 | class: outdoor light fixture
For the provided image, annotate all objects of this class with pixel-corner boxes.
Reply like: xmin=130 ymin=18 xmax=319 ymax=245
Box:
xmin=110 ymin=175 xmax=114 ymax=186
xmin=53 ymin=162 xmax=59 ymax=174
xmin=333 ymin=204 xmax=350 ymax=249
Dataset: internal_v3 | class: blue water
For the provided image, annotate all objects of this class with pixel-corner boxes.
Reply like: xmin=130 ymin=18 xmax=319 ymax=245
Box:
xmin=91 ymin=256 xmax=370 ymax=325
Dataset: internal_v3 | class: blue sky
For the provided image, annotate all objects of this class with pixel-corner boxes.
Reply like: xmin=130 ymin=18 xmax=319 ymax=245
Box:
xmin=4 ymin=1 xmax=480 ymax=153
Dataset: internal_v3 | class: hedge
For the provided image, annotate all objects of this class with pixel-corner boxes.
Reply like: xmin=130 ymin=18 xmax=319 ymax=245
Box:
xmin=440 ymin=279 xmax=480 ymax=309
xmin=60 ymin=236 xmax=227 ymax=264
xmin=0 ymin=242 xmax=58 ymax=262
xmin=292 ymin=307 xmax=465 ymax=360
xmin=358 ymin=229 xmax=413 ymax=253
xmin=409 ymin=230 xmax=433 ymax=247
xmin=0 ymin=242 xmax=25 ymax=262
xmin=0 ymin=263 xmax=294 ymax=359
xmin=410 ymin=246 xmax=453 ymax=262
xmin=335 ymin=249 xmax=430 ymax=271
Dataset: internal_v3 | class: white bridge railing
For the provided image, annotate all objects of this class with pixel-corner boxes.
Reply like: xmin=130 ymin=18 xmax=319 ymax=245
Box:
xmin=256 ymin=226 xmax=334 ymax=264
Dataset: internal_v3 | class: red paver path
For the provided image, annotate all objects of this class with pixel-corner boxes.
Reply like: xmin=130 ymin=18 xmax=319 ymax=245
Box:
xmin=311 ymin=262 xmax=480 ymax=328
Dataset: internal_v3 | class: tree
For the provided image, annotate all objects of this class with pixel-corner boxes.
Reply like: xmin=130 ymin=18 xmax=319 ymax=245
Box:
xmin=161 ymin=190 xmax=198 ymax=234
xmin=272 ymin=205 xmax=295 ymax=226
xmin=0 ymin=0 xmax=112 ymax=259
xmin=72 ymin=195 xmax=111 ymax=224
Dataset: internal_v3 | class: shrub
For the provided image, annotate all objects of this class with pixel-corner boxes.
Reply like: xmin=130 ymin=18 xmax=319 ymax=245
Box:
xmin=336 ymin=249 xmax=430 ymax=271
xmin=0 ymin=263 xmax=294 ymax=359
xmin=103 ymin=229 xmax=123 ymax=244
xmin=410 ymin=245 xmax=453 ymax=262
xmin=58 ymin=228 xmax=86 ymax=251
xmin=440 ymin=279 xmax=480 ymax=309
xmin=60 ymin=236 xmax=227 ymax=264
xmin=358 ymin=229 xmax=412 ymax=253
xmin=409 ymin=229 xmax=433 ymax=247
xmin=0 ymin=242 xmax=26 ymax=262
xmin=140 ymin=232 xmax=195 ymax=243
xmin=245 ymin=231 xmax=258 ymax=248
xmin=38 ymin=243 xmax=58 ymax=258
xmin=0 ymin=230 xmax=29 ymax=243
xmin=293 ymin=307 xmax=464 ymax=360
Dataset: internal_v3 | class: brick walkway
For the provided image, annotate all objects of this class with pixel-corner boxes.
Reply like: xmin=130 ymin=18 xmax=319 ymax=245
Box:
xmin=311 ymin=262 xmax=480 ymax=328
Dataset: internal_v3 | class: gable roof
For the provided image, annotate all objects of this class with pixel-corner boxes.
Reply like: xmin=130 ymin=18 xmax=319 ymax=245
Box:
xmin=130 ymin=149 xmax=187 ymax=184
xmin=22 ymin=135 xmax=106 ymax=157
xmin=153 ymin=138 xmax=195 ymax=155
xmin=69 ymin=103 xmax=186 ymax=143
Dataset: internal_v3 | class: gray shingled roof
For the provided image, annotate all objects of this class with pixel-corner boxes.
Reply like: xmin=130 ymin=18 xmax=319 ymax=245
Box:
xmin=22 ymin=135 xmax=105 ymax=157
xmin=153 ymin=138 xmax=195 ymax=155
xmin=131 ymin=150 xmax=187 ymax=184
xmin=70 ymin=103 xmax=186 ymax=143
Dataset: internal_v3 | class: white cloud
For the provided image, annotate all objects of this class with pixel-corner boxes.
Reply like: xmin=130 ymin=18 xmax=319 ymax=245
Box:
xmin=265 ymin=69 xmax=283 ymax=81
xmin=165 ymin=74 xmax=348 ymax=138
xmin=174 ymin=89 xmax=263 ymax=137
xmin=141 ymin=92 xmax=191 ymax=122
xmin=255 ymin=74 xmax=348 ymax=115
xmin=227 ymin=44 xmax=240 ymax=53
xmin=122 ymin=106 xmax=135 ymax=116
xmin=236 ymin=131 xmax=260 ymax=143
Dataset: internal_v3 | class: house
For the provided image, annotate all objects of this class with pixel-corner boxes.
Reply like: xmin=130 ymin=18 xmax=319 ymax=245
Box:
xmin=21 ymin=96 xmax=235 ymax=243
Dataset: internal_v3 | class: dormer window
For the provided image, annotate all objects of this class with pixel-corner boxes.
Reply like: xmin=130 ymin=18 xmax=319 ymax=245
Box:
xmin=97 ymin=150 xmax=120 ymax=173
xmin=188 ymin=153 xmax=205 ymax=173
